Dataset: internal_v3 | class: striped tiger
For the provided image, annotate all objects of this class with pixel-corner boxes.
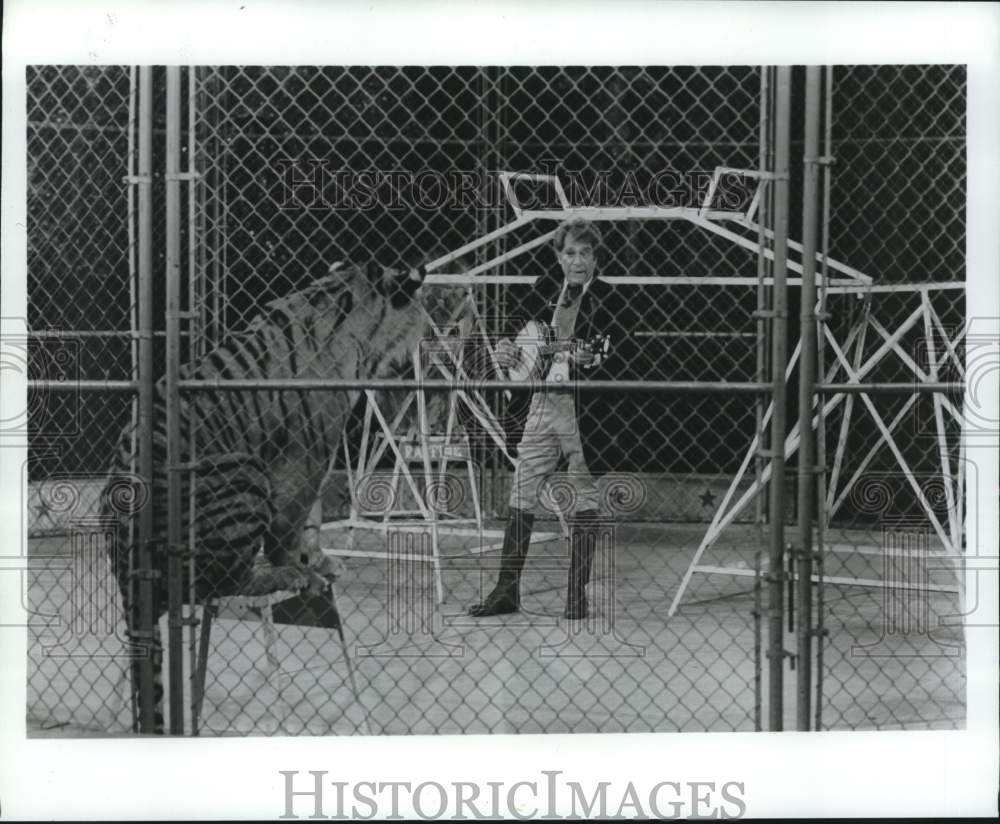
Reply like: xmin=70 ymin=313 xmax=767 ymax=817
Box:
xmin=101 ymin=259 xmax=429 ymax=733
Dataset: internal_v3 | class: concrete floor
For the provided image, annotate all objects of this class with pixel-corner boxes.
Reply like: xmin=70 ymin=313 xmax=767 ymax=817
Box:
xmin=25 ymin=521 xmax=966 ymax=737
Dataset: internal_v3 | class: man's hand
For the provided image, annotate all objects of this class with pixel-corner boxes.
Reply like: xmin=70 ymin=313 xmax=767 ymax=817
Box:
xmin=571 ymin=334 xmax=610 ymax=370
xmin=495 ymin=338 xmax=521 ymax=370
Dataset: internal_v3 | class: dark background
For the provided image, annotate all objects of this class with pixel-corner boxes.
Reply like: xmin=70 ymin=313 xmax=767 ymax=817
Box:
xmin=26 ymin=65 xmax=965 ymax=523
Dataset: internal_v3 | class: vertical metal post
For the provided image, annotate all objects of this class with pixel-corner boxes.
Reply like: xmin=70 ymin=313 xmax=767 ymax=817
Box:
xmin=814 ymin=64 xmax=834 ymax=732
xmin=165 ymin=65 xmax=185 ymax=735
xmin=478 ymin=67 xmax=494 ymax=516
xmin=209 ymin=68 xmax=221 ymax=348
xmin=490 ymin=68 xmax=506 ymax=517
xmin=213 ymin=68 xmax=228 ymax=343
xmin=135 ymin=65 xmax=157 ymax=735
xmin=752 ymin=64 xmax=772 ymax=732
xmin=188 ymin=66 xmax=199 ymax=359
xmin=796 ymin=65 xmax=823 ymax=731
xmin=767 ymin=65 xmax=792 ymax=731
xmin=196 ymin=70 xmax=208 ymax=359
xmin=186 ymin=65 xmax=203 ymax=735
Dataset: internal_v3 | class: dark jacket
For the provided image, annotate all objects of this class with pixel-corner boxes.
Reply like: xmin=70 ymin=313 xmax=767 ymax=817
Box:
xmin=495 ymin=271 xmax=647 ymax=476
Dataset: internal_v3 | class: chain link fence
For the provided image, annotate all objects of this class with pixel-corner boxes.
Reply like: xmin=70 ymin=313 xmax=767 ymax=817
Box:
xmin=25 ymin=64 xmax=966 ymax=736
xmin=813 ymin=64 xmax=967 ymax=730
xmin=26 ymin=65 xmax=136 ymax=734
xmin=180 ymin=65 xmax=768 ymax=736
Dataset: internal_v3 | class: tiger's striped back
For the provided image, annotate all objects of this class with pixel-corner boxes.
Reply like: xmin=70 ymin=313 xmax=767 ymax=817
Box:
xmin=102 ymin=260 xmax=431 ymax=732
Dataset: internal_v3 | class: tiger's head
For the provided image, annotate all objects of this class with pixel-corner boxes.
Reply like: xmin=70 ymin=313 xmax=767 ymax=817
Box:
xmin=320 ymin=259 xmax=433 ymax=382
xmin=323 ymin=255 xmax=473 ymax=465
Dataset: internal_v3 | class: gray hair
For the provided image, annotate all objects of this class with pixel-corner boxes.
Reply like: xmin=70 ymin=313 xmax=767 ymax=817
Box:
xmin=552 ymin=217 xmax=602 ymax=254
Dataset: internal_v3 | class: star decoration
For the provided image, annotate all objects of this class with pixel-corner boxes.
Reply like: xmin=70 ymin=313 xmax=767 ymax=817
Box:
xmin=32 ymin=495 xmax=56 ymax=525
xmin=699 ymin=488 xmax=717 ymax=509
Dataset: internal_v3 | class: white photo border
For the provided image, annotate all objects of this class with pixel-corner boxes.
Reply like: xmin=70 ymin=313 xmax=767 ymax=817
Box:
xmin=2 ymin=1 xmax=997 ymax=819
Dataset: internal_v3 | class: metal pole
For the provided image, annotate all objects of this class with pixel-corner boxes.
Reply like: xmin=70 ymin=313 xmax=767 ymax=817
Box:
xmin=186 ymin=65 xmax=202 ymax=735
xmin=492 ymin=67 xmax=507 ymax=519
xmin=796 ymin=64 xmax=822 ymax=731
xmin=165 ymin=65 xmax=185 ymax=735
xmin=135 ymin=65 xmax=157 ymax=735
xmin=209 ymin=68 xmax=221 ymax=347
xmin=818 ymin=383 xmax=963 ymax=395
xmin=196 ymin=69 xmax=208 ymax=359
xmin=188 ymin=66 xmax=199 ymax=359
xmin=30 ymin=377 xmax=963 ymax=395
xmin=752 ymin=64 xmax=772 ymax=732
xmin=815 ymin=63 xmax=835 ymax=732
xmin=767 ymin=65 xmax=792 ymax=731
xmin=173 ymin=378 xmax=774 ymax=394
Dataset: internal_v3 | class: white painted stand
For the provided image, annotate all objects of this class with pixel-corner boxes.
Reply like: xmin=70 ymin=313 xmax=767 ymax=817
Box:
xmin=669 ymin=286 xmax=966 ymax=616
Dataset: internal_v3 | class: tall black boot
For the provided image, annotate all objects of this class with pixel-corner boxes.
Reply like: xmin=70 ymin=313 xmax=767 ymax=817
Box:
xmin=564 ymin=509 xmax=600 ymax=620
xmin=468 ymin=508 xmax=534 ymax=617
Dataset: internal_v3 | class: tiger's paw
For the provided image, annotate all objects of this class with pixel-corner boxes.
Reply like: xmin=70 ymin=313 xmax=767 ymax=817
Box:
xmin=244 ymin=564 xmax=314 ymax=596
xmin=310 ymin=552 xmax=344 ymax=582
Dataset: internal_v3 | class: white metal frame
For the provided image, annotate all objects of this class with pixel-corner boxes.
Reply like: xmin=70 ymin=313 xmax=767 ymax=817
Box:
xmin=308 ymin=168 xmax=962 ymax=615
xmin=668 ymin=284 xmax=966 ymax=616
xmin=418 ymin=169 xmax=871 ymax=290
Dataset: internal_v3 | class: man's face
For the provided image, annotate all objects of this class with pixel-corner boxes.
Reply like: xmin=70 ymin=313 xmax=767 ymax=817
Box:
xmin=558 ymin=234 xmax=597 ymax=286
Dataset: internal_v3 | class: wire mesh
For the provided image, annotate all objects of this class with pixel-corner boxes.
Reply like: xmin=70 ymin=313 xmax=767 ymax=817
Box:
xmin=814 ymin=65 xmax=966 ymax=730
xmin=26 ymin=65 xmax=136 ymax=734
xmin=23 ymin=63 xmax=967 ymax=737
xmin=181 ymin=65 xmax=767 ymax=735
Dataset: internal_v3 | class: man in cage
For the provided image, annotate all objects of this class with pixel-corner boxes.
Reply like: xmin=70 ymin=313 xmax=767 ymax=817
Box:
xmin=467 ymin=217 xmax=640 ymax=620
